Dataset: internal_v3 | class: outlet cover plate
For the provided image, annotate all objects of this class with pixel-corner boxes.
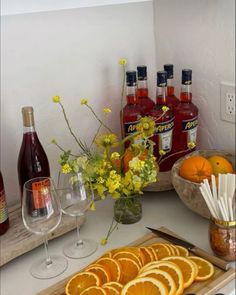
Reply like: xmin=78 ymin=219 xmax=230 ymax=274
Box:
xmin=220 ymin=82 xmax=235 ymax=123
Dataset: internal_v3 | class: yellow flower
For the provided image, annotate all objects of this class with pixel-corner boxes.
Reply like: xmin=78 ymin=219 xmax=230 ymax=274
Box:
xmin=80 ymin=98 xmax=88 ymax=105
xmin=129 ymin=157 xmax=145 ymax=172
xmin=51 ymin=138 xmax=57 ymax=144
xmin=162 ymin=106 xmax=169 ymax=112
xmin=136 ymin=116 xmax=155 ymax=137
xmin=111 ymin=152 xmax=120 ymax=159
xmin=52 ymin=95 xmax=61 ymax=103
xmin=119 ymin=58 xmax=127 ymax=65
xmin=101 ymin=238 xmax=107 ymax=245
xmin=90 ymin=202 xmax=96 ymax=211
xmin=96 ymin=133 xmax=118 ymax=148
xmin=103 ymin=108 xmax=111 ymax=114
xmin=188 ymin=141 xmax=196 ymax=149
xmin=159 ymin=149 xmax=166 ymax=156
xmin=61 ymin=163 xmax=72 ymax=174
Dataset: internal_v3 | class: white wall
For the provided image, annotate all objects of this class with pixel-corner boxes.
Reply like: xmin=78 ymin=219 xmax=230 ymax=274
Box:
xmin=1 ymin=1 xmax=157 ymax=206
xmin=154 ymin=0 xmax=235 ymax=153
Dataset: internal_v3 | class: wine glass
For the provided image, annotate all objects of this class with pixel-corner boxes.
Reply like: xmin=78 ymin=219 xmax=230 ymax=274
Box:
xmin=22 ymin=177 xmax=68 ymax=279
xmin=57 ymin=172 xmax=98 ymax=259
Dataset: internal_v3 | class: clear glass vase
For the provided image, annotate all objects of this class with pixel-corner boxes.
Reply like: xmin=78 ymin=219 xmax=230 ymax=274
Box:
xmin=114 ymin=195 xmax=142 ymax=224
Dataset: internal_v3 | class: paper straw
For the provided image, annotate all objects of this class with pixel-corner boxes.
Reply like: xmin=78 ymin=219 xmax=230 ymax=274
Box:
xmin=202 ymin=180 xmax=220 ymax=219
xmin=217 ymin=199 xmax=227 ymax=221
xmin=220 ymin=197 xmax=229 ymax=221
xmin=200 ymin=186 xmax=217 ymax=219
xmin=211 ymin=175 xmax=218 ymax=201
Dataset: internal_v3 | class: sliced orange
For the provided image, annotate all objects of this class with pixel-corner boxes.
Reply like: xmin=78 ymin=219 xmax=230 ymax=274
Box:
xmin=112 ymin=247 xmax=145 ymax=266
xmin=139 ymin=268 xmax=177 ymax=295
xmin=117 ymin=257 xmax=140 ymax=284
xmin=175 ymin=245 xmax=189 ymax=257
xmin=139 ymin=261 xmax=160 ymax=274
xmin=150 ymin=243 xmax=171 ymax=259
xmin=85 ymin=263 xmax=111 ymax=284
xmin=113 ymin=251 xmax=142 ymax=268
xmin=163 ymin=256 xmax=196 ymax=288
xmin=169 ymin=244 xmax=180 ymax=256
xmin=103 ymin=282 xmax=123 ymax=292
xmin=65 ymin=271 xmax=100 ymax=295
xmin=139 ymin=247 xmax=155 ymax=264
xmin=80 ymin=286 xmax=107 ymax=295
xmin=100 ymin=251 xmax=112 ymax=258
xmin=188 ymin=256 xmax=215 ymax=281
xmin=120 ymin=277 xmax=168 ymax=295
xmin=147 ymin=246 xmax=159 ymax=261
xmin=141 ymin=261 xmax=184 ymax=295
xmin=103 ymin=285 xmax=119 ymax=295
xmin=96 ymin=258 xmax=121 ymax=282
xmin=164 ymin=243 xmax=175 ymax=256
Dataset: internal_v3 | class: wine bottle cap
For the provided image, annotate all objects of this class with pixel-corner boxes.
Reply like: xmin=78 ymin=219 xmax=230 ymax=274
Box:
xmin=164 ymin=64 xmax=174 ymax=79
xmin=126 ymin=71 xmax=137 ymax=86
xmin=137 ymin=65 xmax=147 ymax=80
xmin=157 ymin=71 xmax=167 ymax=87
xmin=182 ymin=69 xmax=192 ymax=85
xmin=22 ymin=106 xmax=35 ymax=127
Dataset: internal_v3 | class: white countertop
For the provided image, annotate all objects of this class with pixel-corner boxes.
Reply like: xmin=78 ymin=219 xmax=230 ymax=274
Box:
xmin=0 ymin=190 xmax=235 ymax=295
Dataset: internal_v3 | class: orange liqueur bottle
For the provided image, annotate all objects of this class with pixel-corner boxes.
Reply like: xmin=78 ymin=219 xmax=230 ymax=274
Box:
xmin=173 ymin=69 xmax=198 ymax=161
xmin=150 ymin=71 xmax=174 ymax=171
xmin=136 ymin=66 xmax=155 ymax=116
xmin=163 ymin=64 xmax=180 ymax=110
xmin=0 ymin=171 xmax=9 ymax=235
xmin=122 ymin=71 xmax=141 ymax=147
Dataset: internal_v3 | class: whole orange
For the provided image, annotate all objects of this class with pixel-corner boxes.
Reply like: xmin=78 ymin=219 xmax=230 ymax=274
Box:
xmin=179 ymin=156 xmax=213 ymax=183
xmin=207 ymin=155 xmax=234 ymax=176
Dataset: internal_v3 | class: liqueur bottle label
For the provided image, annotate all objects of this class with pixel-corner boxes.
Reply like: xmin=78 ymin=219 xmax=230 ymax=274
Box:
xmin=182 ymin=116 xmax=198 ymax=144
xmin=0 ymin=189 xmax=8 ymax=223
xmin=155 ymin=118 xmax=174 ymax=151
xmin=124 ymin=119 xmax=140 ymax=136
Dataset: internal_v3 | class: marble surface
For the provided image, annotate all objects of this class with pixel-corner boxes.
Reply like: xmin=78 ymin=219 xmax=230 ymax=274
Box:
xmin=0 ymin=190 xmax=235 ymax=295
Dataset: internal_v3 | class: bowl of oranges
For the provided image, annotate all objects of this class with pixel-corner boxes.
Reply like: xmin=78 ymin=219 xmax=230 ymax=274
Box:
xmin=171 ymin=150 xmax=235 ymax=219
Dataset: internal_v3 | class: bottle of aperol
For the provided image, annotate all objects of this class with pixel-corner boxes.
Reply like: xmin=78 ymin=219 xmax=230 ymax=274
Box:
xmin=121 ymin=71 xmax=141 ymax=147
xmin=163 ymin=64 xmax=180 ymax=110
xmin=136 ymin=65 xmax=155 ymax=116
xmin=150 ymin=71 xmax=175 ymax=172
xmin=172 ymin=69 xmax=198 ymax=161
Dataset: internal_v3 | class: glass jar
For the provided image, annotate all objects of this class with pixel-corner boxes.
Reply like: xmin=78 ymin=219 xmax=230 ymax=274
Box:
xmin=209 ymin=218 xmax=236 ymax=262
xmin=114 ymin=195 xmax=142 ymax=224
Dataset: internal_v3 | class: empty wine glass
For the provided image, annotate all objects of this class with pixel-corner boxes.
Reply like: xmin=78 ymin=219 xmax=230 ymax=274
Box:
xmin=57 ymin=172 xmax=97 ymax=259
xmin=22 ymin=177 xmax=68 ymax=279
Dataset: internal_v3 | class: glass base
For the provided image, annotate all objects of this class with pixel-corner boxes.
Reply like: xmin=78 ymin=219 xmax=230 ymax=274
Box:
xmin=63 ymin=238 xmax=98 ymax=259
xmin=30 ymin=255 xmax=68 ymax=279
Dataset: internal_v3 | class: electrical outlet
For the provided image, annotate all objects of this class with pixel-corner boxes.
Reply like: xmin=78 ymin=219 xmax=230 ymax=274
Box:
xmin=220 ymin=82 xmax=235 ymax=123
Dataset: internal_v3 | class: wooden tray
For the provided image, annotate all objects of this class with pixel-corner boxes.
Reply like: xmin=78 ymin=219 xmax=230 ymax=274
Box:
xmin=37 ymin=227 xmax=235 ymax=295
xmin=0 ymin=204 xmax=85 ymax=267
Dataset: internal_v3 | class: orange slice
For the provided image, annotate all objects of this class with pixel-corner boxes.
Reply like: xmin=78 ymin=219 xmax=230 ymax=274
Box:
xmin=147 ymin=246 xmax=159 ymax=261
xmin=100 ymin=251 xmax=112 ymax=258
xmin=139 ymin=261 xmax=160 ymax=274
xmin=96 ymin=258 xmax=121 ymax=282
xmin=103 ymin=282 xmax=123 ymax=292
xmin=188 ymin=256 xmax=215 ymax=281
xmin=168 ymin=244 xmax=180 ymax=256
xmin=80 ymin=286 xmax=107 ymax=295
xmin=117 ymin=257 xmax=140 ymax=284
xmin=164 ymin=244 xmax=176 ymax=255
xmin=150 ymin=243 xmax=171 ymax=259
xmin=112 ymin=247 xmax=145 ymax=266
xmin=85 ymin=263 xmax=111 ymax=284
xmin=65 ymin=271 xmax=100 ymax=295
xmin=139 ymin=268 xmax=177 ymax=295
xmin=113 ymin=251 xmax=142 ymax=268
xmin=121 ymin=277 xmax=168 ymax=295
xmin=175 ymin=245 xmax=189 ymax=257
xmin=163 ymin=256 xmax=196 ymax=288
xmin=140 ymin=261 xmax=184 ymax=295
xmin=139 ymin=247 xmax=155 ymax=264
xmin=103 ymin=285 xmax=119 ymax=295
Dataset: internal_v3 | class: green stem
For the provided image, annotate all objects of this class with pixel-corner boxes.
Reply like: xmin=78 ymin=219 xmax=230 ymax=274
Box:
xmin=158 ymin=148 xmax=192 ymax=165
xmin=90 ymin=123 xmax=102 ymax=148
xmin=120 ymin=64 xmax=126 ymax=124
xmin=53 ymin=141 xmax=77 ymax=157
xmin=86 ymin=105 xmax=113 ymax=133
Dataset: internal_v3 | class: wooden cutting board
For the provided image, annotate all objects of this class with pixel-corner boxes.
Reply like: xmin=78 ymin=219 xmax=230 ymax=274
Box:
xmin=37 ymin=227 xmax=235 ymax=295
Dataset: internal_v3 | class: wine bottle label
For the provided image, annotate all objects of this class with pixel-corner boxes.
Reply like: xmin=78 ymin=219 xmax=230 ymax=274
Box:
xmin=154 ymin=118 xmax=174 ymax=152
xmin=0 ymin=189 xmax=8 ymax=223
xmin=182 ymin=116 xmax=198 ymax=144
xmin=32 ymin=179 xmax=52 ymax=212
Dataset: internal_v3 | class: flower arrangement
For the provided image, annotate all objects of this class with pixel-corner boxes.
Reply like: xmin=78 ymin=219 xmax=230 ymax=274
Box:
xmin=52 ymin=58 xmax=195 ymax=243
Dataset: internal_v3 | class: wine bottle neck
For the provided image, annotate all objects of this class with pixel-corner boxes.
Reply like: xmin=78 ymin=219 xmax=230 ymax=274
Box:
xmin=23 ymin=126 xmax=36 ymax=133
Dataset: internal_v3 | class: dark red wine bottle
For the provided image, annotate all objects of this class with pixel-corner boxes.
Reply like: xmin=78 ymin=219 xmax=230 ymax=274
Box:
xmin=0 ymin=171 xmax=10 ymax=235
xmin=17 ymin=107 xmax=50 ymax=204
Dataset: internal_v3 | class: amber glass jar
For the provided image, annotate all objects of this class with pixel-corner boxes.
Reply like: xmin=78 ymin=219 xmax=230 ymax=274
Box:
xmin=209 ymin=218 xmax=236 ymax=261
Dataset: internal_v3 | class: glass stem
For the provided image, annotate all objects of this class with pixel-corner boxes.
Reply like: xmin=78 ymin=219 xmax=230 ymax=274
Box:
xmin=76 ymin=215 xmax=83 ymax=247
xmin=43 ymin=235 xmax=52 ymax=266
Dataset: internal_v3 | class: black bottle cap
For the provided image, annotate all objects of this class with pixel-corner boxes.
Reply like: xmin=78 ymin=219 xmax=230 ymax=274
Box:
xmin=126 ymin=71 xmax=137 ymax=86
xmin=157 ymin=71 xmax=167 ymax=87
xmin=164 ymin=64 xmax=174 ymax=79
xmin=137 ymin=65 xmax=147 ymax=80
xmin=182 ymin=69 xmax=192 ymax=85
